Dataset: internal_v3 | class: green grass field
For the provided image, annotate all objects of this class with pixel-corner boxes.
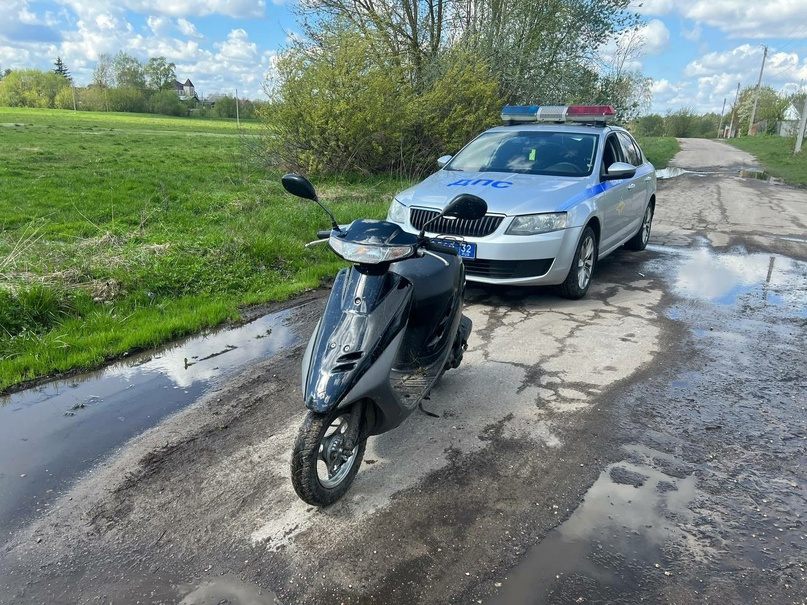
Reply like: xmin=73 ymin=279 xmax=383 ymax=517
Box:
xmin=635 ymin=137 xmax=679 ymax=169
xmin=0 ymin=108 xmax=399 ymax=392
xmin=724 ymin=135 xmax=807 ymax=187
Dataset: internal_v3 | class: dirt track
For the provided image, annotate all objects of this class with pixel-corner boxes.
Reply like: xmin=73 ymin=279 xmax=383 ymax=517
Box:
xmin=1 ymin=139 xmax=805 ymax=604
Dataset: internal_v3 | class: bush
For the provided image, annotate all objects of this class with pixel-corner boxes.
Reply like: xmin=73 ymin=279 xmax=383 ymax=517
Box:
xmin=265 ymin=29 xmax=503 ymax=177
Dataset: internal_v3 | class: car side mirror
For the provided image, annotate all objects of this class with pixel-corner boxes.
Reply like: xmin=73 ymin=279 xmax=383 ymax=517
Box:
xmin=437 ymin=155 xmax=453 ymax=169
xmin=604 ymin=162 xmax=637 ymax=180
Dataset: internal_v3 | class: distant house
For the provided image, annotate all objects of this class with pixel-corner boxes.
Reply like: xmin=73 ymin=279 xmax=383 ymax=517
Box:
xmin=173 ymin=78 xmax=196 ymax=100
xmin=777 ymin=101 xmax=803 ymax=137
xmin=202 ymin=93 xmax=226 ymax=107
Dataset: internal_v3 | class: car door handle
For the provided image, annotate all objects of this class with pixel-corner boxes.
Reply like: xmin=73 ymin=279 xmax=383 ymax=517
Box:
xmin=644 ymin=177 xmax=652 ymax=182
xmin=627 ymin=184 xmax=636 ymax=190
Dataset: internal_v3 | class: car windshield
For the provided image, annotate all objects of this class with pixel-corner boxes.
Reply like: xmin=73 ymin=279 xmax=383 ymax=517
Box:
xmin=445 ymin=130 xmax=598 ymax=177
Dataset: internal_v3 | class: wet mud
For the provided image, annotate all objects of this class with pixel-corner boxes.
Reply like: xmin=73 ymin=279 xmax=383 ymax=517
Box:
xmin=485 ymin=246 xmax=807 ymax=604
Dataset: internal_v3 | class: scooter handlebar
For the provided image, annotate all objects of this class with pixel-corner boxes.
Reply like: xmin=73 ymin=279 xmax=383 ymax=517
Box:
xmin=424 ymin=241 xmax=458 ymax=256
xmin=316 ymin=230 xmax=332 ymax=239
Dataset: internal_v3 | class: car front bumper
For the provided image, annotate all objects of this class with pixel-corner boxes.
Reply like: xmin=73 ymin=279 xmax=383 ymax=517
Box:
xmin=431 ymin=225 xmax=584 ymax=286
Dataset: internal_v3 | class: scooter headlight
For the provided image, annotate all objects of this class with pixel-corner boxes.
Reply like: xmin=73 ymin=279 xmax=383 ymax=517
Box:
xmin=329 ymin=235 xmax=414 ymax=264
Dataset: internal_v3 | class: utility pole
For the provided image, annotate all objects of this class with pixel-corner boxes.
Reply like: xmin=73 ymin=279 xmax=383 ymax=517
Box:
xmin=794 ymin=95 xmax=807 ymax=154
xmin=717 ymin=97 xmax=727 ymax=138
xmin=728 ymin=82 xmax=741 ymax=138
xmin=235 ymin=88 xmax=240 ymax=127
xmin=747 ymin=45 xmax=768 ymax=136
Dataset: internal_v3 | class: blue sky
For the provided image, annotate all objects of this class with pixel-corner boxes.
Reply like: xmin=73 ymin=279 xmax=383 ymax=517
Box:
xmin=2 ymin=0 xmax=806 ymax=115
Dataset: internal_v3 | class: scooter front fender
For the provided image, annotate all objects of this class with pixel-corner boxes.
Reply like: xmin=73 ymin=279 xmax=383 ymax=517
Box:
xmin=302 ymin=266 xmax=412 ymax=413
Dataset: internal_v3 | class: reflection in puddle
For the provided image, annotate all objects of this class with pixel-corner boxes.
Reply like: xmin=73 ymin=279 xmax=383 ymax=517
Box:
xmin=648 ymin=247 xmax=807 ymax=314
xmin=177 ymin=573 xmax=282 ymax=605
xmin=738 ymin=170 xmax=783 ymax=185
xmin=655 ymin=167 xmax=690 ymax=179
xmin=487 ymin=451 xmax=698 ymax=604
xmin=0 ymin=309 xmax=302 ymax=538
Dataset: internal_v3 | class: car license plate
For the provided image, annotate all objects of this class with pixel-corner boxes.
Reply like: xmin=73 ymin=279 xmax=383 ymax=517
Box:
xmin=435 ymin=239 xmax=476 ymax=259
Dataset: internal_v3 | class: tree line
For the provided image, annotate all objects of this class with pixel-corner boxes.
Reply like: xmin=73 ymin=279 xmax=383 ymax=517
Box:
xmin=0 ymin=53 xmax=259 ymax=118
xmin=632 ymin=87 xmax=805 ymax=139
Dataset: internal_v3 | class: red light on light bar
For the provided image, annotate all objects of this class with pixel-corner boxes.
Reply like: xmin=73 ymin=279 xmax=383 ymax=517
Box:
xmin=566 ymin=105 xmax=615 ymax=116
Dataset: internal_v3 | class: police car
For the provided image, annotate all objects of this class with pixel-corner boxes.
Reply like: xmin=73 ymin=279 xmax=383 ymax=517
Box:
xmin=387 ymin=105 xmax=656 ymax=299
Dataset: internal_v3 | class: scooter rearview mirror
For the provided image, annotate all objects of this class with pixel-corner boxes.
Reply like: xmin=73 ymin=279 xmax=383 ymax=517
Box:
xmin=281 ymin=173 xmax=318 ymax=201
xmin=281 ymin=174 xmax=343 ymax=233
xmin=442 ymin=194 xmax=488 ymax=221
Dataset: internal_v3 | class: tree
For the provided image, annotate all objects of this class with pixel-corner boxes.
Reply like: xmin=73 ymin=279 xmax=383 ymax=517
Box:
xmin=632 ymin=114 xmax=665 ymax=137
xmin=92 ymin=53 xmax=114 ymax=88
xmin=269 ymin=0 xmax=644 ymax=175
xmin=664 ymin=108 xmax=698 ymax=138
xmin=111 ymin=51 xmax=146 ymax=89
xmin=149 ymin=89 xmax=187 ymax=116
xmin=145 ymin=57 xmax=177 ymax=91
xmin=54 ymin=56 xmax=71 ymax=81
xmin=734 ymin=85 xmax=787 ymax=135
xmin=0 ymin=69 xmax=69 ymax=108
xmin=215 ymin=95 xmax=238 ymax=118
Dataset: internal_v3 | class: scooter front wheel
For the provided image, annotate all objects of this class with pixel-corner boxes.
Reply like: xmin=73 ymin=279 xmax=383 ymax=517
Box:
xmin=290 ymin=406 xmax=367 ymax=506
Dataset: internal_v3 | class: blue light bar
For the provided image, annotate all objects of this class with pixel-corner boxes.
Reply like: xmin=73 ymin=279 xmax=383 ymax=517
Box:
xmin=501 ymin=105 xmax=540 ymax=122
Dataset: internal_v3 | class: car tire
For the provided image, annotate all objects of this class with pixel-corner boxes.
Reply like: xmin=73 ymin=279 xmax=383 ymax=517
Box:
xmin=559 ymin=226 xmax=597 ymax=300
xmin=625 ymin=202 xmax=654 ymax=251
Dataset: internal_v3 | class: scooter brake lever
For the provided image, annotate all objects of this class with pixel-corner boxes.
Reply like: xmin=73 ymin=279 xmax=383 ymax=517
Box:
xmin=305 ymin=238 xmax=330 ymax=248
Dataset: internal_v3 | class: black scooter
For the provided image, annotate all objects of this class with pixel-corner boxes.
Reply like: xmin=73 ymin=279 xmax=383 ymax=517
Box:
xmin=281 ymin=174 xmax=487 ymax=506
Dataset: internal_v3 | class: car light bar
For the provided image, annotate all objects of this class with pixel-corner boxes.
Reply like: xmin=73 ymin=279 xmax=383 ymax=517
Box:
xmin=501 ymin=105 xmax=616 ymax=124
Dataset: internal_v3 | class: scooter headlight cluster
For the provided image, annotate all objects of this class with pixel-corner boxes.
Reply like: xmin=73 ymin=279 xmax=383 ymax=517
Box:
xmin=329 ymin=235 xmax=414 ymax=264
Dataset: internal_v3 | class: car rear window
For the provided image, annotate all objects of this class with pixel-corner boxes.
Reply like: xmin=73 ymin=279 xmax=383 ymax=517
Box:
xmin=445 ymin=131 xmax=598 ymax=177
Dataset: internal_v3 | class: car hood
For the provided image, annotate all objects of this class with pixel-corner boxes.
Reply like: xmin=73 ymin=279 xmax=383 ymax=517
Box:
xmin=396 ymin=170 xmax=596 ymax=215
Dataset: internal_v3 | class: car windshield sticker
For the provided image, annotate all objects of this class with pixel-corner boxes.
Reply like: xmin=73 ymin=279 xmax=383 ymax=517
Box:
xmin=529 ymin=149 xmax=536 ymax=161
xmin=447 ymin=178 xmax=513 ymax=189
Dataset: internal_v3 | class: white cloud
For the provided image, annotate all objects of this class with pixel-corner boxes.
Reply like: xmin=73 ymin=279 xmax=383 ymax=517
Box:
xmin=686 ymin=0 xmax=807 ymax=39
xmin=124 ymin=0 xmax=266 ymax=18
xmin=177 ymin=18 xmax=202 ymax=39
xmin=628 ymin=0 xmax=682 ymax=16
xmin=147 ymin=15 xmax=170 ymax=36
xmin=638 ymin=19 xmax=670 ymax=56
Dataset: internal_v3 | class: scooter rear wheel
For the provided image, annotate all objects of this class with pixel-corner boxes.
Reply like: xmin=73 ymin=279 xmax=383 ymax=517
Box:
xmin=290 ymin=406 xmax=367 ymax=506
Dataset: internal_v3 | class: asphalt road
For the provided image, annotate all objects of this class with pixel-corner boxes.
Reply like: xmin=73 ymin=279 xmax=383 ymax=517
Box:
xmin=1 ymin=139 xmax=805 ymax=604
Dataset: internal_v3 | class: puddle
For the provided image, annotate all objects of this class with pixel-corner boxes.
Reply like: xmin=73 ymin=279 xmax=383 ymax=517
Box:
xmin=738 ymin=170 xmax=784 ymax=185
xmin=647 ymin=247 xmax=807 ymax=315
xmin=655 ymin=166 xmax=691 ymax=179
xmin=486 ymin=455 xmax=698 ymax=604
xmin=177 ymin=573 xmax=282 ymax=605
xmin=0 ymin=309 xmax=303 ymax=538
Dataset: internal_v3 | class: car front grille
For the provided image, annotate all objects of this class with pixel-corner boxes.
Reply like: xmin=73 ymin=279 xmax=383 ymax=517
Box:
xmin=410 ymin=208 xmax=504 ymax=238
xmin=463 ymin=259 xmax=554 ymax=280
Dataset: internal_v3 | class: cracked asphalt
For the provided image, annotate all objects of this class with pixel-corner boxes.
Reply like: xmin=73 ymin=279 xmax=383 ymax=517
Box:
xmin=0 ymin=139 xmax=805 ymax=604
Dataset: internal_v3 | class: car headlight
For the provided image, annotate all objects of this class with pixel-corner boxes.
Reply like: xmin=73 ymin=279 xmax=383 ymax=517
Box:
xmin=506 ymin=212 xmax=568 ymax=235
xmin=387 ymin=198 xmax=408 ymax=224
xmin=329 ymin=235 xmax=414 ymax=264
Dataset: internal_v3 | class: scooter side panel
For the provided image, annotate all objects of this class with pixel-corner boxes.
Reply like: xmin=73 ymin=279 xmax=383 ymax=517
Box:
xmin=303 ymin=266 xmax=412 ymax=414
